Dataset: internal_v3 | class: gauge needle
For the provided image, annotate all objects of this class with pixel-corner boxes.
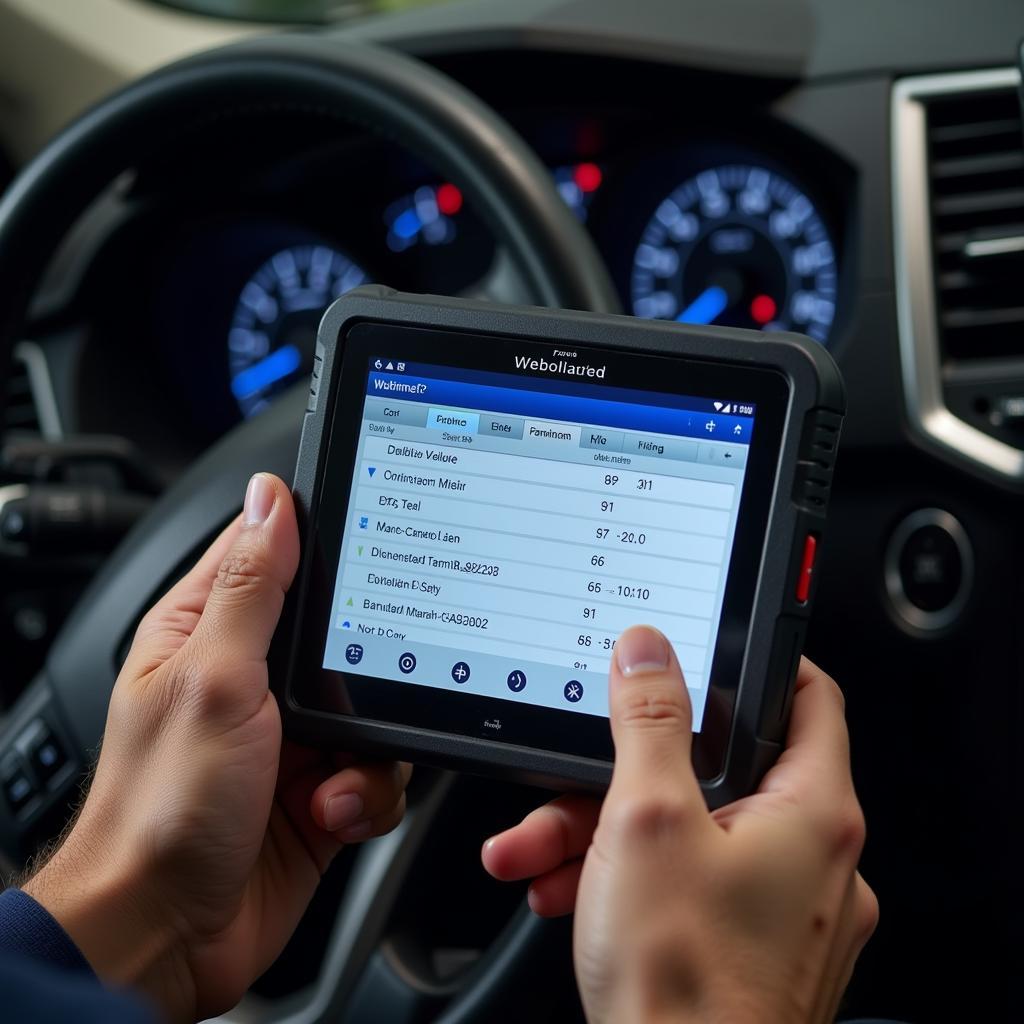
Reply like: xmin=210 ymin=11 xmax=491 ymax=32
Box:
xmin=231 ymin=343 xmax=302 ymax=400
xmin=676 ymin=285 xmax=729 ymax=325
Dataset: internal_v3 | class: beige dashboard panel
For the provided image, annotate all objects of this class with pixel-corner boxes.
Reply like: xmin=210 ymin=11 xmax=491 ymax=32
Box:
xmin=0 ymin=0 xmax=263 ymax=162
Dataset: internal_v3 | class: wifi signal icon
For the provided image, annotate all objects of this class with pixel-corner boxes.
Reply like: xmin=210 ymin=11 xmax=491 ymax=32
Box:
xmin=713 ymin=401 xmax=723 ymax=411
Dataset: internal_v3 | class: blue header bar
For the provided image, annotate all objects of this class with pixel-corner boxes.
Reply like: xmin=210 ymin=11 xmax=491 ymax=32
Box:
xmin=370 ymin=359 xmax=755 ymax=418
xmin=365 ymin=372 xmax=753 ymax=445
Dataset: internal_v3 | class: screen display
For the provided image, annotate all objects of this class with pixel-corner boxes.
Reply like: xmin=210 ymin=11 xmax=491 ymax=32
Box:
xmin=321 ymin=355 xmax=755 ymax=733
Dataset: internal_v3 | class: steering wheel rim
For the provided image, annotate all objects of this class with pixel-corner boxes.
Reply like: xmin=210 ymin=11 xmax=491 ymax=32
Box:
xmin=0 ymin=33 xmax=615 ymax=1023
xmin=0 ymin=32 xmax=618 ymax=425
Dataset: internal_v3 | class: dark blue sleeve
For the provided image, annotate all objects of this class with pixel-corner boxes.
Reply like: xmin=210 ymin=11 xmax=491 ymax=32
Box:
xmin=0 ymin=887 xmax=155 ymax=1024
xmin=0 ymin=886 xmax=92 ymax=969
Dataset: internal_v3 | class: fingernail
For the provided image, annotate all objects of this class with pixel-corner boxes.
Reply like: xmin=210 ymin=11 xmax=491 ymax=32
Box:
xmin=324 ymin=793 xmax=363 ymax=831
xmin=243 ymin=473 xmax=275 ymax=526
xmin=337 ymin=820 xmax=373 ymax=843
xmin=526 ymin=885 xmax=542 ymax=915
xmin=615 ymin=626 xmax=670 ymax=677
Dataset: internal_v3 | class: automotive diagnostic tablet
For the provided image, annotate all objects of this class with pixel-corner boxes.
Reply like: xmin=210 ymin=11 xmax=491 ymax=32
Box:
xmin=275 ymin=288 xmax=844 ymax=805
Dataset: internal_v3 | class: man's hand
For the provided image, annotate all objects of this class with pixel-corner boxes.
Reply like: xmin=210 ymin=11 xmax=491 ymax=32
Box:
xmin=24 ymin=473 xmax=410 ymax=1022
xmin=483 ymin=625 xmax=877 ymax=1024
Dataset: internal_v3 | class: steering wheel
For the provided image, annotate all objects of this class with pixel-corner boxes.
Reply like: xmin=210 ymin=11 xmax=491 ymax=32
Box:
xmin=0 ymin=34 xmax=617 ymax=1023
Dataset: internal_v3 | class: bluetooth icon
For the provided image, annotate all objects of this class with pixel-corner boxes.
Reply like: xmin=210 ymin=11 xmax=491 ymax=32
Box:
xmin=451 ymin=661 xmax=471 ymax=684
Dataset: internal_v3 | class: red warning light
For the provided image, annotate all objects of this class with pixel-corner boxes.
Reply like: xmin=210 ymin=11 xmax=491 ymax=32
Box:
xmin=436 ymin=183 xmax=463 ymax=216
xmin=574 ymin=162 xmax=603 ymax=193
xmin=750 ymin=294 xmax=777 ymax=325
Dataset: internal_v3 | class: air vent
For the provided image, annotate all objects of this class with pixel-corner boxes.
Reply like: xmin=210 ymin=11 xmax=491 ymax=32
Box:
xmin=926 ymin=87 xmax=1024 ymax=362
xmin=5 ymin=351 xmax=41 ymax=435
xmin=893 ymin=68 xmax=1024 ymax=484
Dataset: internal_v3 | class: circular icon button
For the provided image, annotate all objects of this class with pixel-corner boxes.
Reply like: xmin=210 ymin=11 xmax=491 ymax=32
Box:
xmin=345 ymin=643 xmax=364 ymax=665
xmin=506 ymin=670 xmax=527 ymax=693
xmin=563 ymin=680 xmax=584 ymax=703
xmin=451 ymin=661 xmax=471 ymax=684
xmin=398 ymin=652 xmax=417 ymax=674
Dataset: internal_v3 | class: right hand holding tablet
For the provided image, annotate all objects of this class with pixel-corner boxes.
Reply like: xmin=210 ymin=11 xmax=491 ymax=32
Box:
xmin=482 ymin=626 xmax=878 ymax=1024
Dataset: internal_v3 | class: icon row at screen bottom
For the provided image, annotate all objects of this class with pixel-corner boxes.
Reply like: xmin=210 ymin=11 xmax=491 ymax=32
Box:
xmin=343 ymin=643 xmax=585 ymax=703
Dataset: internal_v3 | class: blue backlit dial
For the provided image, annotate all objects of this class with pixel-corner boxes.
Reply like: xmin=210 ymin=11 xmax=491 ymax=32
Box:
xmin=631 ymin=165 xmax=838 ymax=344
xmin=228 ymin=244 xmax=369 ymax=417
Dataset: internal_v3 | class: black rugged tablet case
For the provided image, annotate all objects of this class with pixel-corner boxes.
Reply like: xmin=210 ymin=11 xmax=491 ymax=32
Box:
xmin=272 ymin=287 xmax=844 ymax=806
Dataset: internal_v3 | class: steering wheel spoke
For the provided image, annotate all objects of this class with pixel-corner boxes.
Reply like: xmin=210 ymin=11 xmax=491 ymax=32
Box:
xmin=457 ymin=247 xmax=534 ymax=307
xmin=218 ymin=771 xmax=456 ymax=1024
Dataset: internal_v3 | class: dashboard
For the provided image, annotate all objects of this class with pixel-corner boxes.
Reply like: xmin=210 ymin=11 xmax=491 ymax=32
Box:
xmin=217 ymin=150 xmax=839 ymax=420
xmin=63 ymin=96 xmax=852 ymax=458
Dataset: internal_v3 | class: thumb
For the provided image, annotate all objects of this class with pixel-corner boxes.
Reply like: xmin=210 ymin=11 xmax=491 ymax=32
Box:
xmin=186 ymin=472 xmax=300 ymax=672
xmin=605 ymin=625 xmax=704 ymax=811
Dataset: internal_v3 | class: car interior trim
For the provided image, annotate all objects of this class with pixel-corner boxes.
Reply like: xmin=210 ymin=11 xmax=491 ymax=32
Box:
xmin=13 ymin=340 xmax=62 ymax=440
xmin=891 ymin=66 xmax=1024 ymax=483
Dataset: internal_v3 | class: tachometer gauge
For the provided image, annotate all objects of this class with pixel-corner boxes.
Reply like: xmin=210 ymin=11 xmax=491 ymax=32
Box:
xmin=631 ymin=165 xmax=838 ymax=344
xmin=229 ymin=244 xmax=368 ymax=418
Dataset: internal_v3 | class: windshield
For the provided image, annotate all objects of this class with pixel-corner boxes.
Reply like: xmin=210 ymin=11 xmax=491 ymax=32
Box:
xmin=148 ymin=0 xmax=453 ymax=24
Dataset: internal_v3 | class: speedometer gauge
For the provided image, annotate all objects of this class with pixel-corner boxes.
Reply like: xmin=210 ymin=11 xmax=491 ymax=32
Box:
xmin=631 ymin=165 xmax=837 ymax=344
xmin=229 ymin=244 xmax=368 ymax=418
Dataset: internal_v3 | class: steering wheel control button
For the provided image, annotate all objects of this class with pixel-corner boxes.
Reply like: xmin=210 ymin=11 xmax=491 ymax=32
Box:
xmin=0 ymin=506 xmax=26 ymax=540
xmin=451 ymin=661 xmax=471 ymax=685
xmin=344 ymin=644 xmax=364 ymax=666
xmin=1 ymin=755 xmax=35 ymax=816
xmin=27 ymin=726 xmax=67 ymax=784
xmin=564 ymin=680 xmax=584 ymax=703
xmin=506 ymin=670 xmax=527 ymax=693
xmin=885 ymin=509 xmax=974 ymax=634
xmin=398 ymin=652 xmax=417 ymax=674
xmin=795 ymin=534 xmax=818 ymax=604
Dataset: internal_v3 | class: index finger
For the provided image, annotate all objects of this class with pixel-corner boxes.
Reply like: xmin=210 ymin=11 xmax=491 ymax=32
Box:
xmin=482 ymin=794 xmax=601 ymax=881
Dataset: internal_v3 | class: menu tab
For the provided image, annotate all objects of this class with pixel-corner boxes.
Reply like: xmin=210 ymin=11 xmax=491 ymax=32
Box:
xmin=621 ymin=434 xmax=700 ymax=463
xmin=524 ymin=421 xmax=581 ymax=446
xmin=580 ymin=428 xmax=624 ymax=452
xmin=479 ymin=414 xmax=524 ymax=439
xmin=364 ymin=398 xmax=428 ymax=428
xmin=426 ymin=408 xmax=480 ymax=434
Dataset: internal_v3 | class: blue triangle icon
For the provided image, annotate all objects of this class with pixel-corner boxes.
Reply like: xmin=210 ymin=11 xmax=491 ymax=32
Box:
xmin=367 ymin=466 xmax=376 ymax=477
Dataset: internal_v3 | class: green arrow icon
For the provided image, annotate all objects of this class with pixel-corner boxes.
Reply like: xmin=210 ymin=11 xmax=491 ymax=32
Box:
xmin=357 ymin=545 xmax=363 ymax=556
xmin=346 ymin=597 xmax=354 ymax=607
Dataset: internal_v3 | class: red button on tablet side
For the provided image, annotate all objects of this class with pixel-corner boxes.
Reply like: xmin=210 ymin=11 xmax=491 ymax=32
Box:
xmin=795 ymin=534 xmax=818 ymax=604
